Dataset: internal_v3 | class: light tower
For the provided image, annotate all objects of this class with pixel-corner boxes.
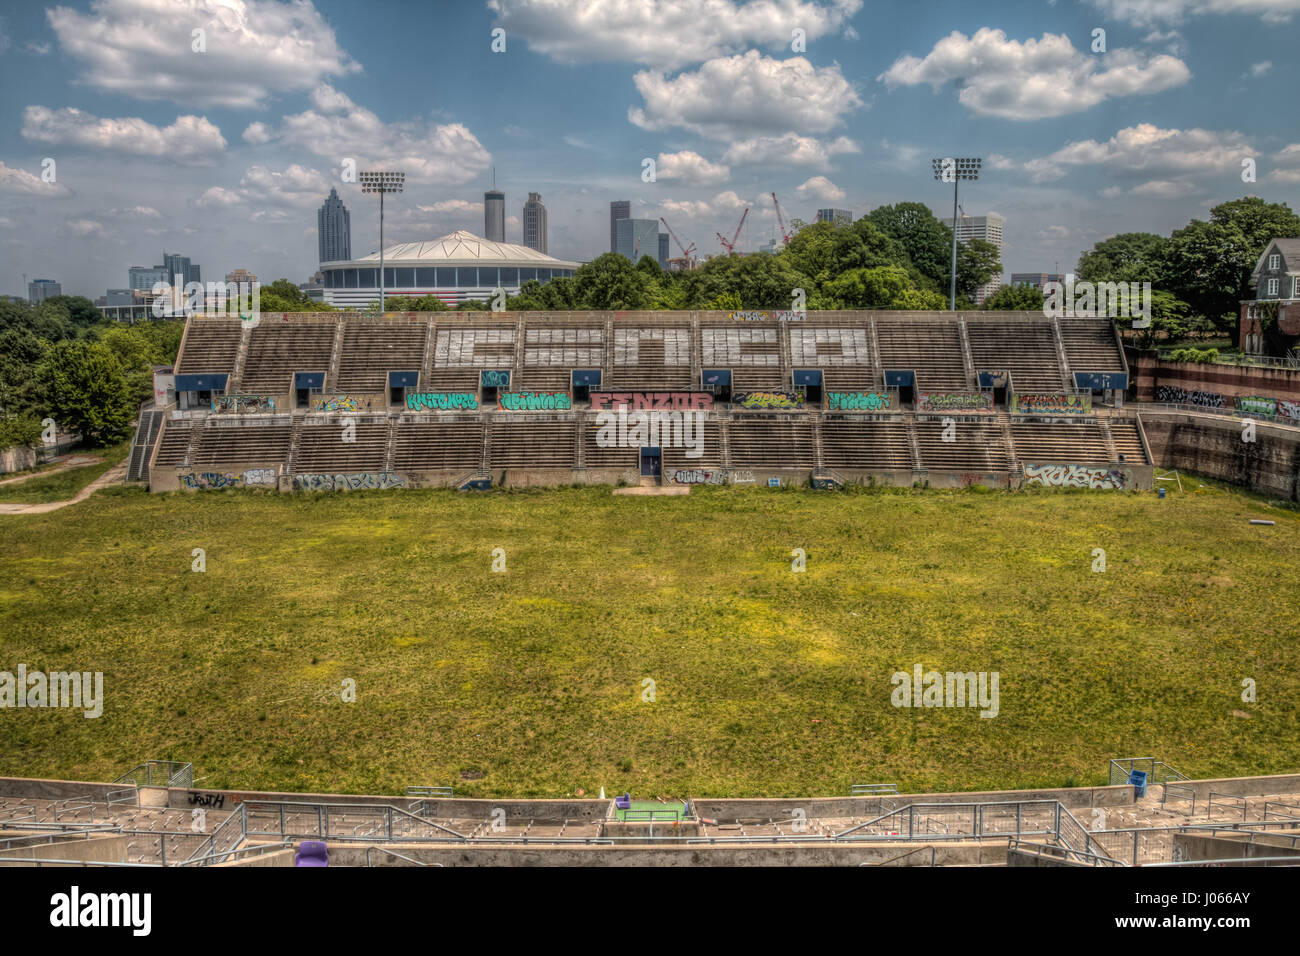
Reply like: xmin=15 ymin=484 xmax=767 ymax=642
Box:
xmin=932 ymin=157 xmax=981 ymax=311
xmin=358 ymin=170 xmax=405 ymax=312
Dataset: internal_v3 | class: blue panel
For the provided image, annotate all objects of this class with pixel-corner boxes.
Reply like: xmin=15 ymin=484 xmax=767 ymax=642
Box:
xmin=978 ymin=370 xmax=1010 ymax=389
xmin=294 ymin=371 xmax=325 ymax=389
xmin=1074 ymin=371 xmax=1128 ymax=390
xmin=702 ymin=369 xmax=731 ymax=386
xmin=792 ymin=369 xmax=823 ymax=386
xmin=175 ymin=373 xmax=228 ymax=391
xmin=480 ymin=369 xmax=511 ymax=388
xmin=572 ymin=369 xmax=602 ymax=386
xmin=884 ymin=369 xmax=914 ymax=387
xmin=388 ymin=371 xmax=420 ymax=388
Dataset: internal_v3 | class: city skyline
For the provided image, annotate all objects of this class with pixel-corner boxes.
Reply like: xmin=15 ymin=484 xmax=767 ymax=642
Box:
xmin=0 ymin=0 xmax=1298 ymax=298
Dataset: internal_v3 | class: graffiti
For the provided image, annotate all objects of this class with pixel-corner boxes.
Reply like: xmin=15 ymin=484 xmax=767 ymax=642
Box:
xmin=242 ymin=468 xmax=276 ymax=486
xmin=293 ymin=472 xmax=406 ymax=491
xmin=480 ymin=369 xmax=511 ymax=388
xmin=406 ymin=392 xmax=479 ymax=411
xmin=728 ymin=310 xmax=805 ymax=322
xmin=188 ymin=792 xmax=225 ymax=809
xmin=733 ymin=390 xmax=804 ymax=410
xmin=1235 ymin=395 xmax=1277 ymax=417
xmin=827 ymin=391 xmax=892 ymax=412
xmin=730 ymin=470 xmax=755 ymax=483
xmin=1155 ymin=386 xmax=1226 ymax=408
xmin=179 ymin=472 xmax=240 ymax=490
xmin=978 ymin=370 xmax=1009 ymax=389
xmin=670 ymin=467 xmax=727 ymax=485
xmin=918 ymin=391 xmax=993 ymax=414
xmin=213 ymin=394 xmax=274 ymax=414
xmin=1023 ymin=463 xmax=1131 ymax=489
xmin=498 ymin=391 xmax=572 ymax=411
xmin=589 ymin=392 xmax=714 ymax=411
xmin=314 ymin=395 xmax=359 ymax=413
xmin=1277 ymin=399 xmax=1300 ymax=423
xmin=1010 ymin=392 xmax=1092 ymax=416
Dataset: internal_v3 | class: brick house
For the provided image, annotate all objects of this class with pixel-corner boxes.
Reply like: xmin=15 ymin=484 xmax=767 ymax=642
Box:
xmin=1240 ymin=237 xmax=1300 ymax=356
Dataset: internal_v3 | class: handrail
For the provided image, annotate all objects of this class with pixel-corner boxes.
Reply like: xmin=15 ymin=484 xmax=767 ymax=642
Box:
xmin=176 ymin=841 xmax=293 ymax=867
xmin=862 ymin=844 xmax=936 ymax=867
xmin=1146 ymin=855 xmax=1300 ymax=868
xmin=365 ymin=846 xmax=444 ymax=867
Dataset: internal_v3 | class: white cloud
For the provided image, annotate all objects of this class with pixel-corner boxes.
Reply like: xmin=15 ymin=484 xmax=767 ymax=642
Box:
xmin=237 ymin=164 xmax=332 ymax=207
xmin=1045 ymin=123 xmax=1253 ymax=175
xmin=1088 ymin=0 xmax=1300 ymax=27
xmin=416 ymin=200 xmax=483 ymax=217
xmin=0 ymin=159 xmax=72 ymax=196
xmin=194 ymin=186 xmax=242 ymax=209
xmin=110 ymin=205 xmax=162 ymax=218
xmin=656 ymin=150 xmax=731 ymax=185
xmin=878 ymin=28 xmax=1189 ymax=119
xmin=243 ymin=122 xmax=274 ymax=145
xmin=488 ymin=0 xmax=864 ymax=70
xmin=1247 ymin=60 xmax=1273 ymax=76
xmin=630 ymin=51 xmax=862 ymax=139
xmin=722 ymin=133 xmax=859 ymax=169
xmin=47 ymin=0 xmax=359 ymax=109
xmin=1129 ymin=179 xmax=1197 ymax=197
xmin=66 ymin=219 xmax=106 ymax=238
xmin=252 ymin=85 xmax=491 ymax=185
xmin=657 ymin=190 xmax=748 ymax=220
xmin=21 ymin=106 xmax=226 ymax=163
xmin=795 ymin=175 xmax=845 ymax=201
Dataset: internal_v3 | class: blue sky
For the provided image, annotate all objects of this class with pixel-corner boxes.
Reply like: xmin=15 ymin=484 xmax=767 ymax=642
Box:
xmin=0 ymin=0 xmax=1297 ymax=298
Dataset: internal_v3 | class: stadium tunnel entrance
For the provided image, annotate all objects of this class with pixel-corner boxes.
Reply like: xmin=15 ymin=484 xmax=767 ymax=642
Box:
xmin=639 ymin=446 xmax=662 ymax=478
xmin=480 ymin=369 xmax=511 ymax=405
xmin=389 ymin=370 xmax=419 ymax=407
xmin=885 ymin=369 xmax=915 ymax=406
xmin=174 ymin=373 xmax=228 ymax=411
xmin=702 ymin=369 xmax=732 ymax=403
xmin=573 ymin=369 xmax=602 ymax=404
xmin=794 ymin=369 xmax=823 ymax=404
xmin=294 ymin=371 xmax=325 ymax=410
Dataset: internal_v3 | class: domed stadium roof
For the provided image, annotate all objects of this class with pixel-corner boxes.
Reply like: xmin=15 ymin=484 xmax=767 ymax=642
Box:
xmin=355 ymin=230 xmax=577 ymax=266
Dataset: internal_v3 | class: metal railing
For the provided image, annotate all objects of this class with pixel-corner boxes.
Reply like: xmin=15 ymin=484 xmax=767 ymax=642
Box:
xmin=1133 ymin=402 xmax=1300 ymax=428
xmin=176 ymin=840 xmax=293 ymax=868
xmin=365 ymin=846 xmax=444 ymax=867
xmin=243 ymin=801 xmax=467 ymax=844
xmin=181 ymin=801 xmax=248 ymax=866
xmin=1163 ymin=784 xmax=1196 ymax=813
xmin=113 ymin=760 xmax=193 ymax=789
xmin=406 ymin=786 xmax=453 ymax=799
xmin=1155 ymin=348 xmax=1300 ymax=370
xmin=1263 ymin=801 xmax=1300 ymax=822
xmin=1207 ymin=792 xmax=1248 ymax=822
xmin=1147 ymin=855 xmax=1300 ymax=868
xmin=1007 ymin=838 xmax=1124 ymax=867
xmin=862 ymin=845 xmax=936 ymax=867
xmin=1108 ymin=757 xmax=1188 ymax=787
xmin=850 ymin=784 xmax=899 ymax=797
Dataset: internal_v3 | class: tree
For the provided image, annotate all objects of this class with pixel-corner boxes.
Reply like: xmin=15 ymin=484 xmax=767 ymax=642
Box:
xmin=982 ymin=284 xmax=1045 ymax=311
xmin=1128 ymin=290 xmax=1195 ymax=349
xmin=258 ymin=279 xmax=335 ymax=313
xmin=1077 ymin=232 xmax=1170 ymax=285
xmin=953 ymin=238 xmax=1001 ymax=302
xmin=40 ymin=295 xmax=101 ymax=329
xmin=891 ymin=288 xmax=949 ymax=310
xmin=682 ymin=253 xmax=812 ymax=310
xmin=824 ymin=265 xmax=911 ymax=309
xmin=864 ymin=202 xmax=953 ymax=287
xmin=1162 ymin=197 xmax=1300 ymax=336
xmin=31 ymin=340 xmax=136 ymax=444
xmin=570 ymin=253 xmax=653 ymax=309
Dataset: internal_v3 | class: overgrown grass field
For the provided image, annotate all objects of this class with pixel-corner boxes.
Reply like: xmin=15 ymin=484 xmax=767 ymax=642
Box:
xmin=1 ymin=480 xmax=1297 ymax=797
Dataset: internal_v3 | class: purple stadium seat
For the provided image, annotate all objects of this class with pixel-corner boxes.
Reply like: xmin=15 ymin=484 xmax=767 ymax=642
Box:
xmin=294 ymin=840 xmax=329 ymax=867
xmin=615 ymin=793 xmax=631 ymax=810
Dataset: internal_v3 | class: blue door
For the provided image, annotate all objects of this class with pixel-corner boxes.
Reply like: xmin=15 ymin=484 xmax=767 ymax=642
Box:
xmin=640 ymin=446 xmax=662 ymax=477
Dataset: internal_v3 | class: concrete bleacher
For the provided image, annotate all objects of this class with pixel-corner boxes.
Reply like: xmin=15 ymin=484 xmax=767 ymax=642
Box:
xmin=148 ymin=309 xmax=1153 ymax=491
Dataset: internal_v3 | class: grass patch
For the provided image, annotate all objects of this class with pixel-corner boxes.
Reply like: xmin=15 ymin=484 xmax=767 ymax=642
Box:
xmin=0 ymin=478 xmax=1297 ymax=798
xmin=0 ymin=443 xmax=128 ymax=504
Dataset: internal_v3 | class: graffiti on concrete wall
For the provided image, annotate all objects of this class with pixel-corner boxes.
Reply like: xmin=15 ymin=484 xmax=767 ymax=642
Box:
xmin=498 ymin=391 xmax=572 ymax=411
xmin=1277 ymin=399 xmax=1300 ymax=423
xmin=1235 ymin=395 xmax=1277 ymax=416
xmin=589 ymin=392 xmax=714 ymax=411
xmin=242 ymin=468 xmax=276 ymax=486
xmin=728 ymin=310 xmax=805 ymax=322
xmin=406 ymin=392 xmax=479 ymax=411
xmin=733 ymin=390 xmax=804 ymax=410
xmin=213 ymin=394 xmax=275 ymax=413
xmin=1155 ymin=385 xmax=1226 ymax=408
xmin=480 ymin=369 xmax=512 ymax=388
xmin=1010 ymin=392 xmax=1092 ymax=416
xmin=917 ymin=391 xmax=993 ymax=414
xmin=293 ymin=472 xmax=406 ymax=491
xmin=180 ymin=472 xmax=241 ymax=490
xmin=314 ymin=395 xmax=359 ymax=413
xmin=827 ymin=391 xmax=892 ymax=412
xmin=667 ymin=468 xmax=756 ymax=485
xmin=1023 ymin=463 xmax=1131 ymax=489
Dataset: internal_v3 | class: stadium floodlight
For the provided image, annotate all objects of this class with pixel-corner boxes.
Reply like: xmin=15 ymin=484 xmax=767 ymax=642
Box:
xmin=932 ymin=157 xmax=981 ymax=311
xmin=358 ymin=171 xmax=405 ymax=312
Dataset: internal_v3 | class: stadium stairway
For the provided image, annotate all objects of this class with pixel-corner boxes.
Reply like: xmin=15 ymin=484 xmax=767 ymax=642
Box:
xmin=126 ymin=408 xmax=165 ymax=482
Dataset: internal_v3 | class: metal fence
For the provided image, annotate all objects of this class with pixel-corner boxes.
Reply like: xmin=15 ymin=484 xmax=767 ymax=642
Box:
xmin=1207 ymin=792 xmax=1248 ymax=822
xmin=850 ymin=784 xmax=899 ymax=797
xmin=1108 ymin=757 xmax=1188 ymax=787
xmin=243 ymin=801 xmax=467 ymax=844
xmin=113 ymin=760 xmax=193 ymax=789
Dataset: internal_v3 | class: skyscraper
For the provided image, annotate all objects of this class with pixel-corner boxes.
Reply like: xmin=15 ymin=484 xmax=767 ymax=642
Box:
xmin=658 ymin=232 xmax=669 ymax=269
xmin=522 ymin=192 xmax=547 ymax=254
xmin=816 ymin=208 xmax=852 ymax=225
xmin=484 ymin=189 xmax=505 ymax=242
xmin=129 ymin=265 xmax=168 ymax=291
xmin=610 ymin=200 xmax=630 ymax=253
xmin=28 ymin=278 xmax=61 ymax=304
xmin=317 ymin=187 xmax=351 ymax=264
xmin=615 ymin=218 xmax=660 ymax=264
xmin=162 ymin=252 xmax=201 ymax=288
xmin=941 ymin=213 xmax=1005 ymax=304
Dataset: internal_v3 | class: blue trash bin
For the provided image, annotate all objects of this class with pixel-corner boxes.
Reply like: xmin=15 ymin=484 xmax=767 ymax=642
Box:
xmin=1158 ymin=487 xmax=1166 ymax=499
xmin=1128 ymin=769 xmax=1148 ymax=798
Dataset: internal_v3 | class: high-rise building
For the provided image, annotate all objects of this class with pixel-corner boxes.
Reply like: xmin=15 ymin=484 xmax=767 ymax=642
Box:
xmin=484 ymin=189 xmax=505 ymax=242
xmin=815 ymin=208 xmax=852 ymax=225
xmin=161 ymin=251 xmax=201 ymax=288
xmin=1009 ymin=273 xmax=1064 ymax=290
xmin=941 ymin=213 xmax=1004 ymax=304
xmin=28 ymin=278 xmax=61 ymax=304
xmin=610 ymin=200 xmax=630 ymax=253
xmin=128 ymin=265 xmax=168 ymax=291
xmin=225 ymin=268 xmax=258 ymax=286
xmin=658 ymin=232 xmax=669 ymax=269
xmin=522 ymin=192 xmax=547 ymax=254
xmin=615 ymin=218 xmax=661 ymax=264
xmin=317 ymin=187 xmax=351 ymax=264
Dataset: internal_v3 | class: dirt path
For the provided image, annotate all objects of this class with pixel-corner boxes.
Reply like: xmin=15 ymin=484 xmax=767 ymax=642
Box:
xmin=0 ymin=455 xmax=102 ymax=487
xmin=0 ymin=461 xmax=127 ymax=515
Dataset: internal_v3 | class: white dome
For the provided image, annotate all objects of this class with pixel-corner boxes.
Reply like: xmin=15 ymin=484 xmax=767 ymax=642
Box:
xmin=355 ymin=230 xmax=576 ymax=266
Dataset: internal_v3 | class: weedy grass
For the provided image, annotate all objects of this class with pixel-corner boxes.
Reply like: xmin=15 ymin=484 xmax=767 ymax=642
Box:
xmin=0 ymin=443 xmax=129 ymax=504
xmin=0 ymin=477 xmax=1296 ymax=798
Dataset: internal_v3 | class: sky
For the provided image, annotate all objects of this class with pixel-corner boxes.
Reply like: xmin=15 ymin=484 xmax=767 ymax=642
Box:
xmin=0 ymin=0 xmax=1297 ymax=299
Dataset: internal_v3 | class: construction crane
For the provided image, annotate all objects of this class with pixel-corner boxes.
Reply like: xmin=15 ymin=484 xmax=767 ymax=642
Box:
xmin=659 ymin=217 xmax=696 ymax=270
xmin=716 ymin=207 xmax=749 ymax=255
xmin=771 ymin=192 xmax=793 ymax=246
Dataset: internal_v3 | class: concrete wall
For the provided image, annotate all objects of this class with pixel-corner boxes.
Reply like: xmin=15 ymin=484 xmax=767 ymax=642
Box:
xmin=1139 ymin=410 xmax=1300 ymax=500
xmin=0 ymin=834 xmax=131 ymax=865
xmin=1128 ymin=349 xmax=1300 ymax=404
xmin=1171 ymin=831 xmax=1300 ymax=864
